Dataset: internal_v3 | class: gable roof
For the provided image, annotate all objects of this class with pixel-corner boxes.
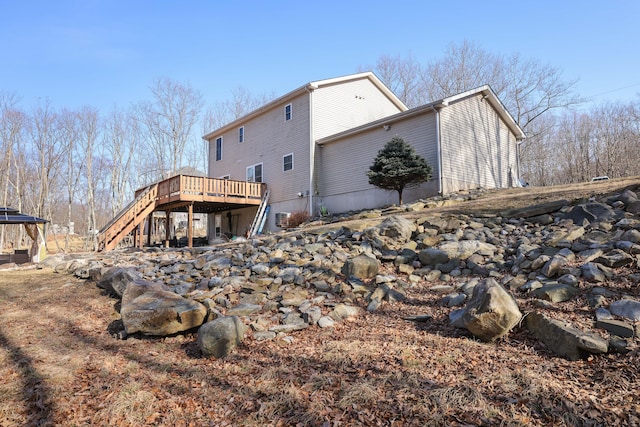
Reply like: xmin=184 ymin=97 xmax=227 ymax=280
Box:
xmin=441 ymin=85 xmax=525 ymax=140
xmin=317 ymin=85 xmax=526 ymax=145
xmin=202 ymin=72 xmax=407 ymax=141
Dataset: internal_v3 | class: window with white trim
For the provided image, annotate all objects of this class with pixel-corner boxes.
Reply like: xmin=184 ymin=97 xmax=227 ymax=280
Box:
xmin=246 ymin=163 xmax=263 ymax=183
xmin=283 ymin=153 xmax=293 ymax=172
xmin=238 ymin=126 xmax=244 ymax=143
xmin=284 ymin=103 xmax=292 ymax=121
xmin=215 ymin=137 xmax=223 ymax=161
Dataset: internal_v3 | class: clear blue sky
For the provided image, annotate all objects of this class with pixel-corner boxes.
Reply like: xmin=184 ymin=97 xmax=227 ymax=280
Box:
xmin=2 ymin=0 xmax=639 ymax=113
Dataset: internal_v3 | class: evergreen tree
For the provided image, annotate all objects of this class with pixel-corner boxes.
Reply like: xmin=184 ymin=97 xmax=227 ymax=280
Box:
xmin=367 ymin=136 xmax=432 ymax=205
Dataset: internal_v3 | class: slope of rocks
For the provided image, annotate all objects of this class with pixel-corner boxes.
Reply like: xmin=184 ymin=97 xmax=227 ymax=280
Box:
xmin=41 ymin=184 xmax=640 ymax=360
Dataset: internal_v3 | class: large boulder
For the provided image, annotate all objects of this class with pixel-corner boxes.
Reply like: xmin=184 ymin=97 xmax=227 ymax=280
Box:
xmin=618 ymin=189 xmax=639 ymax=206
xmin=531 ymin=283 xmax=579 ymax=303
xmin=545 ymin=226 xmax=585 ymax=247
xmin=627 ymin=200 xmax=640 ymax=215
xmin=593 ymin=249 xmax=635 ymax=268
xmin=609 ymin=299 xmax=640 ymax=321
xmin=121 ymin=290 xmax=207 ymax=336
xmin=38 ymin=253 xmax=72 ymax=270
xmin=449 ymin=278 xmax=522 ymax=342
xmin=341 ymin=254 xmax=379 ymax=280
xmin=121 ymin=279 xmax=169 ymax=306
xmin=540 ymin=249 xmax=575 ymax=277
xmin=197 ymin=316 xmax=247 ymax=358
xmin=526 ymin=312 xmax=608 ymax=360
xmin=420 ymin=216 xmax=464 ymax=232
xmin=376 ymin=215 xmax=416 ymax=243
xmin=97 ymin=267 xmax=141 ymax=297
xmin=437 ymin=241 xmax=497 ymax=261
xmin=418 ymin=247 xmax=449 ymax=267
xmin=328 ymin=304 xmax=362 ymax=322
xmin=562 ymin=202 xmax=620 ymax=225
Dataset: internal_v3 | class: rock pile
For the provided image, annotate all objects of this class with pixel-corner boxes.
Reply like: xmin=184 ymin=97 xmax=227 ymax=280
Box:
xmin=42 ymin=186 xmax=640 ymax=360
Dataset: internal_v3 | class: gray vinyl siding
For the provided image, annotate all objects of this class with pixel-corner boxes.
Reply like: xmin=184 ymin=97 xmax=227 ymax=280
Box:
xmin=439 ymin=94 xmax=518 ymax=194
xmin=207 ymin=92 xmax=311 ymax=233
xmin=207 ymin=92 xmax=311 ymax=204
xmin=317 ymin=111 xmax=439 ymax=214
xmin=313 ymin=78 xmax=405 ymax=140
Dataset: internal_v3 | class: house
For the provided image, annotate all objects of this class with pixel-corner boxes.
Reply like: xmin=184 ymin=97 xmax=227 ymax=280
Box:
xmin=202 ymin=72 xmax=525 ymax=238
xmin=316 ymin=85 xmax=526 ymax=213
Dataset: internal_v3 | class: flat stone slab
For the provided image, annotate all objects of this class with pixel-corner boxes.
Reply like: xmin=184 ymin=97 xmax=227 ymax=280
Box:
xmin=596 ymin=319 xmax=635 ymax=338
xmin=526 ymin=312 xmax=608 ymax=360
xmin=226 ymin=303 xmax=263 ymax=317
xmin=532 ymin=283 xmax=579 ymax=303
xmin=501 ymin=199 xmax=569 ymax=219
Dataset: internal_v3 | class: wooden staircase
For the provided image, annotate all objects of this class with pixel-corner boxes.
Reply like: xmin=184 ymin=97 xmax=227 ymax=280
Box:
xmin=98 ymin=184 xmax=158 ymax=251
xmin=97 ymin=175 xmax=266 ymax=251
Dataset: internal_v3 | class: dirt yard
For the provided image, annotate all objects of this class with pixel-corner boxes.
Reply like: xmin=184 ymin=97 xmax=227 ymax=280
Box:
xmin=1 ymin=178 xmax=640 ymax=426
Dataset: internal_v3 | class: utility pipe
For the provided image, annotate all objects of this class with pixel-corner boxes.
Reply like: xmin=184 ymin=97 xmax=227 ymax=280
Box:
xmin=430 ymin=104 xmax=444 ymax=195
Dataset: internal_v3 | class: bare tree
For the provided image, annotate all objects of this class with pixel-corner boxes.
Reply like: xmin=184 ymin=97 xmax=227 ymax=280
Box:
xmin=103 ymin=107 xmax=140 ymax=217
xmin=202 ymin=86 xmax=275 ymax=132
xmin=421 ymin=41 xmax=505 ymax=102
xmin=0 ymin=92 xmax=26 ymax=251
xmin=519 ymin=114 xmax=559 ymax=186
xmin=371 ymin=40 xmax=584 ymax=132
xmin=361 ymin=54 xmax=426 ymax=108
xmin=58 ymin=108 xmax=83 ymax=251
xmin=501 ymin=53 xmax=584 ymax=132
xmin=29 ymin=98 xmax=63 ymax=219
xmin=0 ymin=93 xmax=23 ymax=205
xmin=137 ymin=78 xmax=204 ymax=180
xmin=558 ymin=112 xmax=596 ymax=183
xmin=77 ymin=106 xmax=101 ymax=250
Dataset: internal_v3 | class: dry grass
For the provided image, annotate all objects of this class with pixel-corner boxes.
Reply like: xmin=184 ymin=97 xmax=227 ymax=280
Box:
xmin=2 ymin=177 xmax=640 ymax=426
xmin=1 ymin=268 xmax=639 ymax=426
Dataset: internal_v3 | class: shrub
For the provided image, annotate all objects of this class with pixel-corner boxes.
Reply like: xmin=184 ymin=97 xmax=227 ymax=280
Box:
xmin=286 ymin=210 xmax=310 ymax=228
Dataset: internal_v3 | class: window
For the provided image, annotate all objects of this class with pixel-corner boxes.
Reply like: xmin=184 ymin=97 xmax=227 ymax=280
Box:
xmin=283 ymin=153 xmax=293 ymax=172
xmin=284 ymin=103 xmax=292 ymax=121
xmin=238 ymin=126 xmax=244 ymax=143
xmin=246 ymin=163 xmax=263 ymax=183
xmin=215 ymin=137 xmax=223 ymax=161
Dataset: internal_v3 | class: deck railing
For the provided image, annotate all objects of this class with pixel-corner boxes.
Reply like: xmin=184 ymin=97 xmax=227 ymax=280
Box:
xmin=137 ymin=175 xmax=266 ymax=206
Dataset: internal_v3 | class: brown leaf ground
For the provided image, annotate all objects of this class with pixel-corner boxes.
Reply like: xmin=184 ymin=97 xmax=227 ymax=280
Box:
xmin=2 ymin=178 xmax=640 ymax=426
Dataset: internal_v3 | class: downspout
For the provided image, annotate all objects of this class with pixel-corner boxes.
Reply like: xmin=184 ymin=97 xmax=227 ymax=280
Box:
xmin=430 ymin=105 xmax=444 ymax=195
xmin=515 ymin=137 xmax=524 ymax=186
xmin=306 ymin=84 xmax=317 ymax=216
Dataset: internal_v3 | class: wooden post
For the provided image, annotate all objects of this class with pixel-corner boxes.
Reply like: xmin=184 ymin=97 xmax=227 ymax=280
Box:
xmin=187 ymin=203 xmax=194 ymax=248
xmin=147 ymin=214 xmax=153 ymax=247
xmin=164 ymin=210 xmax=171 ymax=247
xmin=137 ymin=221 xmax=143 ymax=249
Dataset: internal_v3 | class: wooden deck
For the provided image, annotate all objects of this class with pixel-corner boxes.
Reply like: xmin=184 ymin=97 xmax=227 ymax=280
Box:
xmin=144 ymin=175 xmax=266 ymax=211
xmin=99 ymin=175 xmax=266 ymax=251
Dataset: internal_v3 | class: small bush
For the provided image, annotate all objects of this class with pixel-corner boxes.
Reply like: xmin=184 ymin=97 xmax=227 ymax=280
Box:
xmin=286 ymin=210 xmax=310 ymax=228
